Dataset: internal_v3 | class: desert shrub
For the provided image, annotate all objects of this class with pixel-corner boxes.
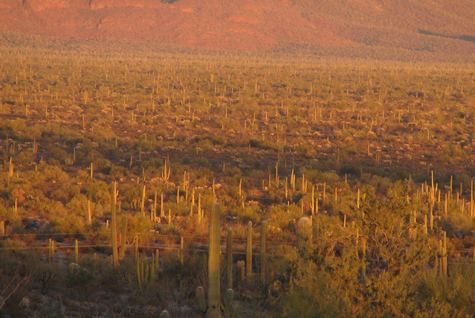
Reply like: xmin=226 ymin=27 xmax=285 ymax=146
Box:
xmin=66 ymin=263 xmax=94 ymax=288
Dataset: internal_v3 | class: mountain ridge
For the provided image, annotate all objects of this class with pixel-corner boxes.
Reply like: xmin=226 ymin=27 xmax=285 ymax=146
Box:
xmin=1 ymin=0 xmax=474 ymax=59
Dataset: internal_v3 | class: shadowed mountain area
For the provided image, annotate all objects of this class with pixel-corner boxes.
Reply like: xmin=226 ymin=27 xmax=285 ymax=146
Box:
xmin=0 ymin=0 xmax=475 ymax=60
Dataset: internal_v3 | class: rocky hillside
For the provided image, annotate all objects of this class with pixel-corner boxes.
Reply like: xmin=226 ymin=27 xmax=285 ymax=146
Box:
xmin=0 ymin=0 xmax=474 ymax=59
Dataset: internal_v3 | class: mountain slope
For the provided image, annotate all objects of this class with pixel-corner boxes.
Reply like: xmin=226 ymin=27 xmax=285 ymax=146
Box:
xmin=0 ymin=0 xmax=474 ymax=58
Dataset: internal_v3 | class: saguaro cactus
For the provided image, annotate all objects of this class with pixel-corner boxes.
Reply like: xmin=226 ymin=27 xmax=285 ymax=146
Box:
xmin=48 ymin=238 xmax=55 ymax=263
xmin=160 ymin=192 xmax=165 ymax=218
xmin=111 ymin=181 xmax=119 ymax=267
xmin=87 ymin=198 xmax=92 ymax=225
xmin=180 ymin=236 xmax=185 ymax=265
xmin=161 ymin=158 xmax=171 ymax=182
xmin=441 ymin=231 xmax=448 ymax=277
xmin=260 ymin=221 xmax=267 ymax=286
xmin=357 ymin=188 xmax=361 ymax=209
xmin=135 ymin=256 xmax=145 ymax=290
xmin=134 ymin=235 xmax=140 ymax=261
xmin=311 ymin=186 xmax=315 ymax=214
xmin=207 ymin=205 xmax=221 ymax=318
xmin=196 ymin=286 xmax=206 ymax=313
xmin=152 ymin=191 xmax=158 ymax=221
xmin=226 ymin=229 xmax=233 ymax=290
xmin=429 ymin=204 xmax=434 ymax=231
xmin=361 ymin=237 xmax=367 ymax=281
xmin=119 ymin=216 xmax=128 ymax=260
xmin=74 ymin=239 xmax=79 ymax=263
xmin=140 ymin=185 xmax=146 ymax=216
xmin=8 ymin=157 xmax=14 ymax=178
xmin=423 ymin=214 xmax=428 ymax=235
xmin=246 ymin=221 xmax=253 ymax=285
xmin=0 ymin=220 xmax=5 ymax=237
xmin=471 ymin=179 xmax=474 ymax=218
xmin=154 ymin=249 xmax=160 ymax=271
xmin=238 ymin=178 xmax=243 ymax=198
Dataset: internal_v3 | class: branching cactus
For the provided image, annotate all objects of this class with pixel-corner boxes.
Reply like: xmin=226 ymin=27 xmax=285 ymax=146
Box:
xmin=136 ymin=254 xmax=154 ymax=291
xmin=161 ymin=158 xmax=171 ymax=182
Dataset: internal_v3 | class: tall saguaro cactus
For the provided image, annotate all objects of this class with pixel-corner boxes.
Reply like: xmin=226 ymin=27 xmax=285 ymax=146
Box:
xmin=226 ymin=229 xmax=233 ymax=289
xmin=207 ymin=205 xmax=221 ymax=318
xmin=0 ymin=220 xmax=5 ymax=237
xmin=140 ymin=185 xmax=146 ymax=216
xmin=111 ymin=181 xmax=119 ymax=267
xmin=119 ymin=215 xmax=128 ymax=260
xmin=74 ymin=239 xmax=79 ymax=263
xmin=180 ymin=236 xmax=185 ymax=265
xmin=470 ymin=179 xmax=474 ymax=218
xmin=8 ymin=157 xmax=14 ymax=178
xmin=196 ymin=286 xmax=206 ymax=313
xmin=48 ymin=238 xmax=55 ymax=263
xmin=160 ymin=192 xmax=165 ymax=218
xmin=260 ymin=221 xmax=267 ymax=286
xmin=246 ymin=221 xmax=253 ymax=285
xmin=87 ymin=198 xmax=92 ymax=225
xmin=441 ymin=231 xmax=448 ymax=277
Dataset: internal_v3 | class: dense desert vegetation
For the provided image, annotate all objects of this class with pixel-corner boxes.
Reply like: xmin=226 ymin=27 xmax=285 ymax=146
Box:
xmin=0 ymin=46 xmax=474 ymax=317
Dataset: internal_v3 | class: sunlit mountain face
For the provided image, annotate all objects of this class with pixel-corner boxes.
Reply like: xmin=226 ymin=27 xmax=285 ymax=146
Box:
xmin=0 ymin=0 xmax=474 ymax=60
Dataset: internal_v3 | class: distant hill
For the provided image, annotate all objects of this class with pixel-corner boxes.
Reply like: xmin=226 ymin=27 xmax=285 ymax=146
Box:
xmin=1 ymin=0 xmax=474 ymax=60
